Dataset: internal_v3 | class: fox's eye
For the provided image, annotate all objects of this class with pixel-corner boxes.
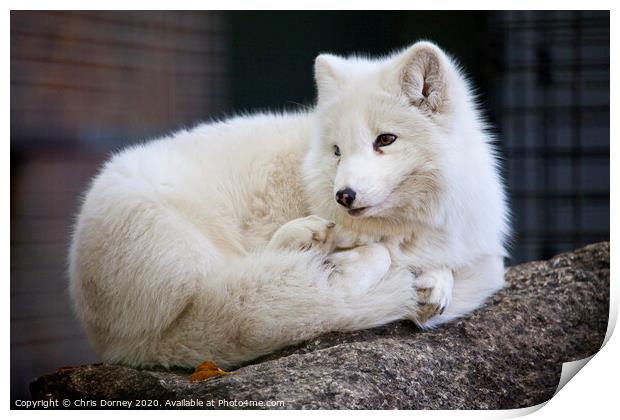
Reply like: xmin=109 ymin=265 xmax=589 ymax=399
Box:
xmin=333 ymin=145 xmax=341 ymax=157
xmin=374 ymin=134 xmax=397 ymax=148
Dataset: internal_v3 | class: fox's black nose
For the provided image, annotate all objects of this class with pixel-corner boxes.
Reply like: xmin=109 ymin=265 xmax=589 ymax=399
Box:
xmin=336 ymin=187 xmax=357 ymax=208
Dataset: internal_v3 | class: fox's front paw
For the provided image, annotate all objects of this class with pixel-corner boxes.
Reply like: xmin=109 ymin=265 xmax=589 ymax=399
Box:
xmin=326 ymin=243 xmax=392 ymax=292
xmin=411 ymin=268 xmax=453 ymax=327
xmin=267 ymin=215 xmax=337 ymax=253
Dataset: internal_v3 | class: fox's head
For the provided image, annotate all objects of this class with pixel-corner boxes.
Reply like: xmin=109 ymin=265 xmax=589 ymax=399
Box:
xmin=303 ymin=41 xmax=481 ymax=236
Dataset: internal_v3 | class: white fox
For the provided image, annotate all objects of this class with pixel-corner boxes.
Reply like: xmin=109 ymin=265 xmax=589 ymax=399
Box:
xmin=69 ymin=41 xmax=509 ymax=369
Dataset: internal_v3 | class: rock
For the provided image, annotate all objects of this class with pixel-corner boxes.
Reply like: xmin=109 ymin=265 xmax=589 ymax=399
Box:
xmin=30 ymin=242 xmax=609 ymax=409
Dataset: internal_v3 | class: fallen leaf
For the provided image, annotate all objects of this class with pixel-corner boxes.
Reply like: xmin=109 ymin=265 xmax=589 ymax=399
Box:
xmin=190 ymin=360 xmax=234 ymax=382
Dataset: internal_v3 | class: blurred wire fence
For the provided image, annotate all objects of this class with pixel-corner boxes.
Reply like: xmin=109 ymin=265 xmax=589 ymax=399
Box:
xmin=493 ymin=11 xmax=609 ymax=263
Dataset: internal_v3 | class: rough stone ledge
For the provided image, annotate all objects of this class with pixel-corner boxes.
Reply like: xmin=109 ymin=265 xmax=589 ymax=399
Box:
xmin=29 ymin=242 xmax=610 ymax=409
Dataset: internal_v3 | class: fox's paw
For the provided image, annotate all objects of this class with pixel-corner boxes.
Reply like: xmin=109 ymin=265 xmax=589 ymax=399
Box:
xmin=411 ymin=268 xmax=453 ymax=327
xmin=326 ymin=243 xmax=392 ymax=292
xmin=267 ymin=215 xmax=337 ymax=254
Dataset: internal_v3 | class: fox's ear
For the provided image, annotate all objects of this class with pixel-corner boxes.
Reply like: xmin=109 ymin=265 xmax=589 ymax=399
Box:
xmin=314 ymin=54 xmax=345 ymax=102
xmin=396 ymin=42 xmax=450 ymax=114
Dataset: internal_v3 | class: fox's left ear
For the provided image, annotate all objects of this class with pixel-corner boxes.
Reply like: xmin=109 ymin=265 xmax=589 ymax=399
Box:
xmin=314 ymin=54 xmax=346 ymax=102
xmin=392 ymin=42 xmax=451 ymax=114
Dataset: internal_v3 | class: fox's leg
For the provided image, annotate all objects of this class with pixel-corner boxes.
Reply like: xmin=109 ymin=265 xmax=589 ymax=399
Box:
xmin=417 ymin=255 xmax=505 ymax=329
xmin=410 ymin=267 xmax=454 ymax=327
xmin=160 ymin=243 xmax=417 ymax=369
xmin=267 ymin=216 xmax=395 ymax=295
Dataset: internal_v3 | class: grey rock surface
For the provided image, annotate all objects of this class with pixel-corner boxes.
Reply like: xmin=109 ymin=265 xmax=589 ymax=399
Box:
xmin=30 ymin=242 xmax=610 ymax=409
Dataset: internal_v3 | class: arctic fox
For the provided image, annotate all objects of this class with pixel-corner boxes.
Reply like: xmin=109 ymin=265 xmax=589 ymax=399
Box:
xmin=69 ymin=41 xmax=509 ymax=369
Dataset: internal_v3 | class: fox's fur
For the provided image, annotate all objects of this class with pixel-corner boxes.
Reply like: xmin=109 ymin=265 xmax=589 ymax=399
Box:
xmin=69 ymin=41 xmax=509 ymax=369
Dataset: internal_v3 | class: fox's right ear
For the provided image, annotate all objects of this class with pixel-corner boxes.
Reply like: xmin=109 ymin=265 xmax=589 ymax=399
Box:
xmin=395 ymin=42 xmax=451 ymax=114
xmin=314 ymin=54 xmax=345 ymax=102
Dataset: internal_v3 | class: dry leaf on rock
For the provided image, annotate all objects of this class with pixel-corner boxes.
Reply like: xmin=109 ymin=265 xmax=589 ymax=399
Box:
xmin=190 ymin=360 xmax=233 ymax=382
